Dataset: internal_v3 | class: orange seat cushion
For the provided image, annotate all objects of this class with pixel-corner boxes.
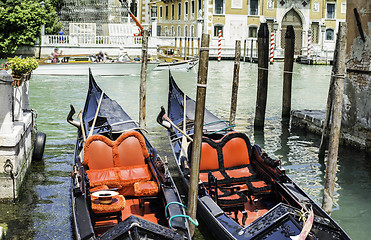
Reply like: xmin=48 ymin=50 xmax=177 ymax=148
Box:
xmin=200 ymin=141 xmax=219 ymax=171
xmin=225 ymin=167 xmax=253 ymax=180
xmin=86 ymin=168 xmax=121 ymax=188
xmin=199 ymin=171 xmax=225 ymax=183
xmin=83 ymin=135 xmax=115 ymax=169
xmin=134 ymin=181 xmax=159 ymax=196
xmin=91 ymin=195 xmax=126 ymax=214
xmin=117 ymin=164 xmax=151 ymax=186
xmin=90 ymin=185 xmax=109 ymax=192
xmin=116 ymin=131 xmax=149 ymax=167
xmin=247 ymin=180 xmax=271 ymax=194
xmin=222 ymin=137 xmax=250 ymax=168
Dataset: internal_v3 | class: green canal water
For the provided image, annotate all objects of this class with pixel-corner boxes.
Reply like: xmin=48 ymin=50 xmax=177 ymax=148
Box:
xmin=1 ymin=61 xmax=370 ymax=239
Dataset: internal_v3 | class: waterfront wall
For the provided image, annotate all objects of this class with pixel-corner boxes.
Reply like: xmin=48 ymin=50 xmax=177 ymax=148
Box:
xmin=342 ymin=1 xmax=371 ymax=150
xmin=0 ymin=71 xmax=34 ymax=200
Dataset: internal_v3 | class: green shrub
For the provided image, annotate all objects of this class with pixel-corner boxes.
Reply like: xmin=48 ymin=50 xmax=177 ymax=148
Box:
xmin=8 ymin=56 xmax=38 ymax=76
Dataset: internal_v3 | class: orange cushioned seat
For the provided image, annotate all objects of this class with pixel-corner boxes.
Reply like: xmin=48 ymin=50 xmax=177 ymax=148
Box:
xmin=91 ymin=195 xmax=126 ymax=214
xmin=115 ymin=131 xmax=149 ymax=167
xmin=134 ymin=181 xmax=159 ymax=197
xmin=246 ymin=180 xmax=271 ymax=195
xmin=220 ymin=132 xmax=255 ymax=184
xmin=90 ymin=185 xmax=109 ymax=192
xmin=83 ymin=131 xmax=157 ymax=197
xmin=83 ymin=135 xmax=115 ymax=169
xmin=87 ymin=168 xmax=121 ymax=188
xmin=117 ymin=164 xmax=151 ymax=186
xmin=198 ymin=138 xmax=228 ymax=183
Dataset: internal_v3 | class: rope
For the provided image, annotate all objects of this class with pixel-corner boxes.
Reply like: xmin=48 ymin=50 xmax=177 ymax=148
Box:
xmin=208 ymin=124 xmax=235 ymax=135
xmin=169 ymin=214 xmax=199 ymax=228
xmin=203 ymin=120 xmax=228 ymax=126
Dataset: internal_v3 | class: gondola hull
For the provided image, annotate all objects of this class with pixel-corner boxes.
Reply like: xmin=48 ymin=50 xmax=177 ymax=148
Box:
xmin=159 ymin=73 xmax=351 ymax=240
xmin=69 ymin=69 xmax=191 ymax=240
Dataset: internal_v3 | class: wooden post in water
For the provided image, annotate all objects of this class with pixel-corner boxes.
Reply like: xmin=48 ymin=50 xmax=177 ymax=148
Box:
xmin=318 ymin=36 xmax=340 ymax=158
xmin=185 ymin=37 xmax=188 ymax=60
xmin=254 ymin=23 xmax=270 ymax=129
xmin=188 ymin=37 xmax=191 ymax=58
xmin=188 ymin=33 xmax=210 ymax=236
xmin=192 ymin=38 xmax=194 ymax=57
xmin=198 ymin=37 xmax=201 ymax=57
xmin=322 ymin=22 xmax=347 ymax=215
xmin=282 ymin=25 xmax=295 ymax=118
xmin=139 ymin=29 xmax=148 ymax=128
xmin=175 ymin=37 xmax=177 ymax=50
xmin=180 ymin=37 xmax=183 ymax=59
xmin=250 ymin=39 xmax=254 ymax=62
xmin=229 ymin=40 xmax=241 ymax=126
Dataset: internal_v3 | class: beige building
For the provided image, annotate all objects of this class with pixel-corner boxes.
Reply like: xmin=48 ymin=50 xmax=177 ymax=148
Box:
xmin=148 ymin=0 xmax=347 ymax=57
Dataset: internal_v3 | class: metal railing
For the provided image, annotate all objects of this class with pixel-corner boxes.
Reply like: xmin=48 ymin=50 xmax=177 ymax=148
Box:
xmin=42 ymin=35 xmax=144 ymax=46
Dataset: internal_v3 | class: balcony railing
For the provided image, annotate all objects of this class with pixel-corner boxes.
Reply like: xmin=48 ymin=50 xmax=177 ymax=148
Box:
xmin=42 ymin=35 xmax=144 ymax=46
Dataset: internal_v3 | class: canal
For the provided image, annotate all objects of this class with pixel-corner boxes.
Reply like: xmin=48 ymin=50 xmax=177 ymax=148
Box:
xmin=0 ymin=61 xmax=370 ymax=239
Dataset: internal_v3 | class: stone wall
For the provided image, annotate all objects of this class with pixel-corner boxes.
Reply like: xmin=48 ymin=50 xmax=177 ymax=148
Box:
xmin=342 ymin=0 xmax=371 ymax=150
xmin=0 ymin=71 xmax=34 ymax=201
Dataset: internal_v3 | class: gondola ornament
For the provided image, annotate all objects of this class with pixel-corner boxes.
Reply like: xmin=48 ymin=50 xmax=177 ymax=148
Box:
xmin=67 ymin=104 xmax=81 ymax=128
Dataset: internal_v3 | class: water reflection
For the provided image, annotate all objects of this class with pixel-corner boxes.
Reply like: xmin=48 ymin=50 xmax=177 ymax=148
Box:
xmin=0 ymin=61 xmax=370 ymax=239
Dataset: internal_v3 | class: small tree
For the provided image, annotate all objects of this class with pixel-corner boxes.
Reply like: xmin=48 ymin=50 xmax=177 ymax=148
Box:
xmin=0 ymin=0 xmax=61 ymax=57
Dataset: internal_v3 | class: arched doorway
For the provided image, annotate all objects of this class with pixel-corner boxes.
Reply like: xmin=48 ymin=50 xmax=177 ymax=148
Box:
xmin=280 ymin=9 xmax=303 ymax=55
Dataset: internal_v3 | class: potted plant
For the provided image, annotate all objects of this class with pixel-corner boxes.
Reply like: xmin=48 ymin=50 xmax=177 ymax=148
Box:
xmin=7 ymin=56 xmax=38 ymax=86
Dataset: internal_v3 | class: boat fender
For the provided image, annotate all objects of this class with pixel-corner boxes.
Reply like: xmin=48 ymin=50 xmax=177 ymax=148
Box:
xmin=32 ymin=132 xmax=46 ymax=161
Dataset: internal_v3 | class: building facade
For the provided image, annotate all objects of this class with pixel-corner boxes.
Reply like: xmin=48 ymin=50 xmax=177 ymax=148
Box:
xmin=149 ymin=0 xmax=347 ymax=57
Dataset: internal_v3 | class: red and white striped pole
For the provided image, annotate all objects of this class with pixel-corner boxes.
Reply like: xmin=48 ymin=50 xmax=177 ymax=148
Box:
xmin=270 ymin=32 xmax=274 ymax=63
xmin=307 ymin=30 xmax=312 ymax=59
xmin=218 ymin=30 xmax=222 ymax=61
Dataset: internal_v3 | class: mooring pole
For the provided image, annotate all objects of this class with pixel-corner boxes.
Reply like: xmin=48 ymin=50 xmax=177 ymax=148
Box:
xmin=180 ymin=37 xmax=183 ymax=59
xmin=139 ymin=29 xmax=148 ymax=128
xmin=198 ymin=37 xmax=201 ymax=57
xmin=322 ymin=22 xmax=347 ymax=215
xmin=254 ymin=23 xmax=270 ymax=129
xmin=229 ymin=40 xmax=241 ymax=126
xmin=318 ymin=34 xmax=340 ymax=158
xmin=188 ymin=33 xmax=210 ymax=236
xmin=185 ymin=37 xmax=188 ymax=60
xmin=282 ymin=25 xmax=295 ymax=118
xmin=192 ymin=38 xmax=194 ymax=57
xmin=175 ymin=37 xmax=178 ymax=50
xmin=187 ymin=37 xmax=191 ymax=57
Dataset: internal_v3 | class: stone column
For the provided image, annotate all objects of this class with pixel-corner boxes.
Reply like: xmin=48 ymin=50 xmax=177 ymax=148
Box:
xmin=13 ymin=83 xmax=23 ymax=122
xmin=0 ymin=71 xmax=14 ymax=134
xmin=22 ymin=79 xmax=31 ymax=111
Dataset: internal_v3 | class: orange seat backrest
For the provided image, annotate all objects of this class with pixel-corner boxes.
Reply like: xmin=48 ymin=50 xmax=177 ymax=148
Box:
xmin=83 ymin=135 xmax=115 ymax=170
xmin=200 ymin=141 xmax=219 ymax=171
xmin=222 ymin=137 xmax=250 ymax=168
xmin=115 ymin=131 xmax=150 ymax=167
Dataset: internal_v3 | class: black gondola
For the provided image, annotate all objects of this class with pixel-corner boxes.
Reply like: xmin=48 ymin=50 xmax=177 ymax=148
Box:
xmin=157 ymin=72 xmax=351 ymax=240
xmin=68 ymin=69 xmax=192 ymax=240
